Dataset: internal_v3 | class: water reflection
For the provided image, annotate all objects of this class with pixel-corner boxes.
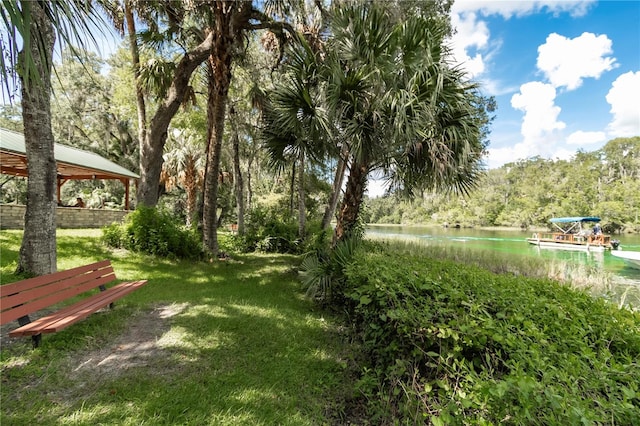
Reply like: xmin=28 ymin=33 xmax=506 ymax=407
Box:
xmin=367 ymin=225 xmax=640 ymax=307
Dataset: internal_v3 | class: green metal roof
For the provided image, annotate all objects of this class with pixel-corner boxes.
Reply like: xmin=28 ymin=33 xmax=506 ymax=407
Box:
xmin=0 ymin=127 xmax=139 ymax=180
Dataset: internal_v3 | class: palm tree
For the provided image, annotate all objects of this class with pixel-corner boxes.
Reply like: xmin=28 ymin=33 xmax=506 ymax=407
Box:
xmin=161 ymin=129 xmax=206 ymax=228
xmin=228 ymin=106 xmax=246 ymax=235
xmin=1 ymin=1 xmax=108 ymax=275
xmin=261 ymin=39 xmax=332 ymax=239
xmin=260 ymin=3 xmax=487 ymax=243
xmin=321 ymin=147 xmax=348 ymax=230
xmin=326 ymin=3 xmax=486 ymax=243
xmin=14 ymin=3 xmax=57 ymax=275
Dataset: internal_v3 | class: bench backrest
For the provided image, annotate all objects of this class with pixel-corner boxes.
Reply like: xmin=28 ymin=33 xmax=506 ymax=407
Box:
xmin=0 ymin=260 xmax=116 ymax=325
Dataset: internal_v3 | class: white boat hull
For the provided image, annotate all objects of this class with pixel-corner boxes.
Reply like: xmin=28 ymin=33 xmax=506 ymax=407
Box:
xmin=527 ymin=238 xmax=606 ymax=252
xmin=611 ymin=250 xmax=640 ymax=269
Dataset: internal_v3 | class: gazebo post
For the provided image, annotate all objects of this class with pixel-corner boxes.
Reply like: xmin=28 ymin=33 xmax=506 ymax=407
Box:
xmin=123 ymin=178 xmax=130 ymax=210
xmin=56 ymin=177 xmax=66 ymax=205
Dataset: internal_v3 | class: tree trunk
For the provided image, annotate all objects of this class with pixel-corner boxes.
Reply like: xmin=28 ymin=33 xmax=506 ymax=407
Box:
xmin=289 ymin=163 xmax=296 ymax=216
xmin=247 ymin=155 xmax=254 ymax=212
xmin=298 ymin=152 xmax=306 ymax=239
xmin=333 ymin=158 xmax=369 ymax=244
xmin=125 ymin=0 xmax=146 ymax=195
xmin=136 ymin=32 xmax=214 ymax=207
xmin=184 ymin=157 xmax=198 ymax=228
xmin=202 ymin=17 xmax=233 ymax=255
xmin=321 ymin=150 xmax=347 ymax=230
xmin=17 ymin=3 xmax=57 ymax=275
xmin=230 ymin=111 xmax=245 ymax=235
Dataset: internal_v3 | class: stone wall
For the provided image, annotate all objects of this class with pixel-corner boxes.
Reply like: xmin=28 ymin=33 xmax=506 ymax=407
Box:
xmin=0 ymin=204 xmax=128 ymax=229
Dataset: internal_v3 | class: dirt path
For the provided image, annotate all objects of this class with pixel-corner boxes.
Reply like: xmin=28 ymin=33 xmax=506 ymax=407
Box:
xmin=71 ymin=303 xmax=188 ymax=378
xmin=1 ymin=303 xmax=188 ymax=374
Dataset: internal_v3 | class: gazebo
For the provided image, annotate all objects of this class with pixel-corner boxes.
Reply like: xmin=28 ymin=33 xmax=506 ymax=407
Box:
xmin=0 ymin=127 xmax=139 ymax=210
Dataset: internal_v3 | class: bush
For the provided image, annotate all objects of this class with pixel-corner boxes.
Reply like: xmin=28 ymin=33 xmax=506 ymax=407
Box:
xmin=102 ymin=206 xmax=203 ymax=260
xmin=232 ymin=205 xmax=303 ymax=254
xmin=343 ymin=245 xmax=640 ymax=424
xmin=299 ymin=234 xmax=361 ymax=305
xmin=101 ymin=223 xmax=123 ymax=248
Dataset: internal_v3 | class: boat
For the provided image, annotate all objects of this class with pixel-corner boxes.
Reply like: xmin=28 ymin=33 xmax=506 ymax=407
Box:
xmin=611 ymin=250 xmax=640 ymax=270
xmin=526 ymin=217 xmax=618 ymax=252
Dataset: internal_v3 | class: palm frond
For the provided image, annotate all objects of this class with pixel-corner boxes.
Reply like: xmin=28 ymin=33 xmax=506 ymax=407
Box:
xmin=260 ymin=37 xmax=333 ymax=170
xmin=138 ymin=57 xmax=177 ymax=100
xmin=1 ymin=0 xmax=110 ymax=101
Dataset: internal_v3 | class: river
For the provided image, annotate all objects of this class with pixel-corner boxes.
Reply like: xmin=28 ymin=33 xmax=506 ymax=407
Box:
xmin=366 ymin=225 xmax=640 ymax=306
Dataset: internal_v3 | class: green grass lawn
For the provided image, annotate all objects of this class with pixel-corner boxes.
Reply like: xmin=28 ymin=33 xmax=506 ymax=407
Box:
xmin=1 ymin=230 xmax=353 ymax=425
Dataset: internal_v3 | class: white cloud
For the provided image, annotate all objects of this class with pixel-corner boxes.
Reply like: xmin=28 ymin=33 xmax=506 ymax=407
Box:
xmin=487 ymin=141 xmax=577 ymax=169
xmin=511 ymin=81 xmax=565 ymax=142
xmin=450 ymin=12 xmax=489 ymax=78
xmin=566 ymin=131 xmax=606 ymax=145
xmin=486 ymin=82 xmax=568 ymax=168
xmin=550 ymin=147 xmax=576 ymax=162
xmin=452 ymin=1 xmax=595 ymax=19
xmin=486 ymin=144 xmax=530 ymax=168
xmin=477 ymin=78 xmax=518 ymax=97
xmin=537 ymin=32 xmax=616 ymax=90
xmin=606 ymin=71 xmax=640 ymax=137
xmin=449 ymin=2 xmax=597 ymax=91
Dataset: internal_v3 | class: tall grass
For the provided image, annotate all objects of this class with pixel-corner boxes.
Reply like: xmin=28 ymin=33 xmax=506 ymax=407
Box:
xmin=367 ymin=235 xmax=640 ymax=309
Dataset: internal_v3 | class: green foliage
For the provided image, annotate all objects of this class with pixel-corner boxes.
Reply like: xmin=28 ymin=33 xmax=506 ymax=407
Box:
xmin=299 ymin=234 xmax=362 ymax=305
xmin=342 ymin=244 xmax=640 ymax=424
xmin=101 ymin=223 xmax=122 ymax=248
xmin=367 ymin=137 xmax=640 ymax=231
xmin=231 ymin=205 xmax=301 ymax=253
xmin=101 ymin=206 xmax=203 ymax=259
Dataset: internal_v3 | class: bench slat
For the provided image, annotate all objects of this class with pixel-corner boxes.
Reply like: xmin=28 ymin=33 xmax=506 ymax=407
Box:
xmin=9 ymin=280 xmax=147 ymax=337
xmin=1 ymin=260 xmax=111 ymax=295
xmin=42 ymin=281 xmax=147 ymax=333
xmin=1 ymin=273 xmax=115 ymax=325
xmin=1 ymin=267 xmax=116 ymax=317
xmin=7 ymin=284 xmax=123 ymax=336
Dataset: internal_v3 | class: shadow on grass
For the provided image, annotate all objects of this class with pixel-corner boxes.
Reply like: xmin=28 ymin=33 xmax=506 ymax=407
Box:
xmin=98 ymin=303 xmax=345 ymax=424
xmin=1 ymin=234 xmax=351 ymax=425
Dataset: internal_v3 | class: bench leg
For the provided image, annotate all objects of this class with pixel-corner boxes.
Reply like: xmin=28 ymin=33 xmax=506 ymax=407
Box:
xmin=32 ymin=334 xmax=42 ymax=348
xmin=17 ymin=315 xmax=42 ymax=348
xmin=99 ymin=284 xmax=115 ymax=309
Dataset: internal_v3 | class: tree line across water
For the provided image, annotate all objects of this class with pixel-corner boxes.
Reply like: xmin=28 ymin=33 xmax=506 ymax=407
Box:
xmin=364 ymin=136 xmax=640 ymax=233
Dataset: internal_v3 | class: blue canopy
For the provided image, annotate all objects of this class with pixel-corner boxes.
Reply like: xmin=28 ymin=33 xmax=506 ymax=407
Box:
xmin=550 ymin=217 xmax=601 ymax=223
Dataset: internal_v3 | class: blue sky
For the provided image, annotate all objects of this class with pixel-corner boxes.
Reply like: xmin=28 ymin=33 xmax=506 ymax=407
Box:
xmin=450 ymin=0 xmax=640 ymax=169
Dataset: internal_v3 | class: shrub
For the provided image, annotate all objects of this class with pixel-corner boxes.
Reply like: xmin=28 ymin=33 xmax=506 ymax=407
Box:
xmin=232 ymin=205 xmax=302 ymax=254
xmin=299 ymin=234 xmax=362 ymax=305
xmin=343 ymin=246 xmax=640 ymax=424
xmin=102 ymin=206 xmax=203 ymax=260
xmin=101 ymin=223 xmax=123 ymax=248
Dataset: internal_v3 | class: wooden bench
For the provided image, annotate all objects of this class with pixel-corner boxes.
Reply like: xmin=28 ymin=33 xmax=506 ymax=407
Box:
xmin=0 ymin=260 xmax=147 ymax=348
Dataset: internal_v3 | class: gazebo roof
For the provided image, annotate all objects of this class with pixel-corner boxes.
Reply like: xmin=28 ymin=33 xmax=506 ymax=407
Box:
xmin=0 ymin=127 xmax=139 ymax=181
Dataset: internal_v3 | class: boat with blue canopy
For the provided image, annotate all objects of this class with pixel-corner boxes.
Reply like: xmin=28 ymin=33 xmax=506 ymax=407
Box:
xmin=526 ymin=217 xmax=618 ymax=252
